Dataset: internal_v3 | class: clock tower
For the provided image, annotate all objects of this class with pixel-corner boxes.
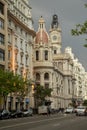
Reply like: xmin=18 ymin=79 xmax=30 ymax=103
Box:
xmin=49 ymin=14 xmax=62 ymax=54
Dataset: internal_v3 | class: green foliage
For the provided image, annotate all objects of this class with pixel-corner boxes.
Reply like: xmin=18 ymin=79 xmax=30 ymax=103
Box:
xmin=71 ymin=4 xmax=87 ymax=47
xmin=0 ymin=69 xmax=31 ymax=109
xmin=71 ymin=22 xmax=87 ymax=36
xmin=83 ymin=100 xmax=87 ymax=106
xmin=34 ymin=85 xmax=53 ymax=105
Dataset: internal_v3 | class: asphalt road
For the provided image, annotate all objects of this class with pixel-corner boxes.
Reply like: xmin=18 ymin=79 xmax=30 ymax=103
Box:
xmin=0 ymin=114 xmax=87 ymax=130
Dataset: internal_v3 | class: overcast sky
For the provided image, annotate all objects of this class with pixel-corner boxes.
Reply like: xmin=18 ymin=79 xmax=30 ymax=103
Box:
xmin=29 ymin=0 xmax=87 ymax=71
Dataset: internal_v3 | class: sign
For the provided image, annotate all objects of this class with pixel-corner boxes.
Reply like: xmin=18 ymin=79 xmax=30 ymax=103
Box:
xmin=25 ymin=98 xmax=29 ymax=104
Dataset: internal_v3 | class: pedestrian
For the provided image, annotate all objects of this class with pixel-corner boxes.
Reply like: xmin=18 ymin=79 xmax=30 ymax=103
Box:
xmin=47 ymin=105 xmax=51 ymax=116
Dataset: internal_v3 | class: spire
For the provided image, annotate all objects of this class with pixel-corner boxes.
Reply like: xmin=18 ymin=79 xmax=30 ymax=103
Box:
xmin=38 ymin=16 xmax=46 ymax=30
xmin=35 ymin=16 xmax=49 ymax=44
xmin=51 ymin=14 xmax=58 ymax=29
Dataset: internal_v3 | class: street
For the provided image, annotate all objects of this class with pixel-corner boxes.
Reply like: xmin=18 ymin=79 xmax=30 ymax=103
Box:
xmin=0 ymin=113 xmax=87 ymax=130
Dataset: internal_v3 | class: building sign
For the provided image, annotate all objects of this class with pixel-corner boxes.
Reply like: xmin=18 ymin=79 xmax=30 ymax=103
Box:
xmin=25 ymin=98 xmax=29 ymax=104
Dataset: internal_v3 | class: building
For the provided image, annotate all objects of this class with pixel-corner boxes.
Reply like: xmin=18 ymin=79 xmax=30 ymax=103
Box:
xmin=65 ymin=47 xmax=87 ymax=105
xmin=1 ymin=0 xmax=86 ymax=110
xmin=0 ymin=0 xmax=36 ymax=110
xmin=33 ymin=15 xmax=75 ymax=109
xmin=0 ymin=0 xmax=8 ymax=70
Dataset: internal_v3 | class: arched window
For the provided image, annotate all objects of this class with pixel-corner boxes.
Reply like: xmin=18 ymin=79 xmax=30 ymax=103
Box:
xmin=0 ymin=2 xmax=4 ymax=15
xmin=36 ymin=73 xmax=40 ymax=80
xmin=36 ymin=50 xmax=39 ymax=61
xmin=44 ymin=73 xmax=49 ymax=80
xmin=44 ymin=50 xmax=48 ymax=60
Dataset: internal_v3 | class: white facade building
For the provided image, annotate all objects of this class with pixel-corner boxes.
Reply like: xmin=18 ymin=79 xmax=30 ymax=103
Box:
xmin=65 ymin=47 xmax=87 ymax=105
xmin=33 ymin=15 xmax=75 ymax=109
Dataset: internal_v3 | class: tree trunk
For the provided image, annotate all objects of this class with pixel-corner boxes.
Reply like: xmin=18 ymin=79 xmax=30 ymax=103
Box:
xmin=3 ymin=96 xmax=7 ymax=110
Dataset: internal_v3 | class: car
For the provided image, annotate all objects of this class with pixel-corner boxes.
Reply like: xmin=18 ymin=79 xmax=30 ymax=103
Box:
xmin=10 ymin=110 xmax=24 ymax=118
xmin=23 ymin=108 xmax=33 ymax=117
xmin=64 ymin=107 xmax=74 ymax=113
xmin=76 ymin=106 xmax=87 ymax=116
xmin=0 ymin=109 xmax=11 ymax=120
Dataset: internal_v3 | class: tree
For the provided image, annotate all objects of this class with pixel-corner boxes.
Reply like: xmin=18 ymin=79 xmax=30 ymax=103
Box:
xmin=71 ymin=4 xmax=87 ymax=47
xmin=34 ymin=85 xmax=53 ymax=106
xmin=0 ymin=69 xmax=16 ymax=109
xmin=0 ymin=69 xmax=31 ymax=110
xmin=83 ymin=100 xmax=87 ymax=106
xmin=15 ymin=78 xmax=32 ymax=110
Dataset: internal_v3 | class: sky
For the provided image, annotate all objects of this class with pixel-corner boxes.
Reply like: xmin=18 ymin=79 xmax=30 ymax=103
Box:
xmin=29 ymin=0 xmax=87 ymax=71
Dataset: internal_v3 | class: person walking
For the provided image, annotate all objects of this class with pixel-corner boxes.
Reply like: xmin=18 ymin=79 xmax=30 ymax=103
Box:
xmin=47 ymin=105 xmax=51 ymax=116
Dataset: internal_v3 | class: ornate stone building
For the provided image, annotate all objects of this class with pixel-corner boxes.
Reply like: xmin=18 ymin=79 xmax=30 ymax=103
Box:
xmin=0 ymin=0 xmax=77 ymax=110
xmin=0 ymin=0 xmax=36 ymax=110
xmin=33 ymin=15 xmax=75 ymax=109
xmin=0 ymin=0 xmax=8 ymax=70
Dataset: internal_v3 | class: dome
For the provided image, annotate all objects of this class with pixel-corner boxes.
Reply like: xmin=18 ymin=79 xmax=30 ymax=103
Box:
xmin=35 ymin=16 xmax=49 ymax=44
xmin=35 ymin=30 xmax=49 ymax=44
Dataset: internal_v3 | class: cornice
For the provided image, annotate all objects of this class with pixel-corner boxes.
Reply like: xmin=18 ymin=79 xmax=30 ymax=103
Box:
xmin=8 ymin=10 xmax=36 ymax=37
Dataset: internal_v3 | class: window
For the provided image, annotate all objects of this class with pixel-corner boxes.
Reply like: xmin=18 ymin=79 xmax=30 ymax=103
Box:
xmin=0 ymin=33 xmax=5 ymax=45
xmin=36 ymin=73 xmax=40 ymax=80
xmin=68 ymin=80 xmax=70 ymax=94
xmin=20 ymin=28 xmax=23 ymax=34
xmin=25 ymin=32 xmax=27 ymax=39
xmin=8 ymin=50 xmax=11 ymax=60
xmin=8 ymin=34 xmax=11 ymax=43
xmin=44 ymin=73 xmax=49 ymax=80
xmin=0 ymin=49 xmax=5 ymax=61
xmin=25 ymin=56 xmax=28 ymax=65
xmin=54 ymin=50 xmax=57 ymax=54
xmin=21 ymin=4 xmax=23 ymax=11
xmin=23 ymin=7 xmax=25 ymax=14
xmin=15 ymin=37 xmax=17 ymax=46
xmin=20 ymin=55 xmax=23 ymax=64
xmin=36 ymin=51 xmax=39 ymax=60
xmin=25 ymin=43 xmax=27 ymax=51
xmin=15 ymin=68 xmax=18 ymax=74
xmin=8 ymin=19 xmax=11 ymax=26
xmin=44 ymin=50 xmax=48 ymax=60
xmin=20 ymin=70 xmax=23 ymax=76
xmin=0 ymin=64 xmax=4 ymax=69
xmin=45 ymin=83 xmax=49 ymax=88
xmin=0 ymin=2 xmax=4 ymax=14
xmin=18 ymin=2 xmax=20 ymax=9
xmin=20 ymin=39 xmax=23 ymax=48
xmin=15 ymin=53 xmax=17 ymax=62
xmin=57 ymin=87 xmax=59 ymax=94
xmin=0 ymin=18 xmax=4 ymax=29
xmin=15 ymin=0 xmax=17 ymax=7
xmin=15 ymin=25 xmax=17 ymax=30
xmin=36 ymin=84 xmax=40 ymax=87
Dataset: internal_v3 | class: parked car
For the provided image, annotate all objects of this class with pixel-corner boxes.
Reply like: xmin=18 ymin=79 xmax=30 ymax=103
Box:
xmin=76 ymin=106 xmax=87 ymax=116
xmin=0 ymin=109 xmax=11 ymax=120
xmin=64 ymin=107 xmax=74 ymax=114
xmin=23 ymin=108 xmax=33 ymax=117
xmin=10 ymin=110 xmax=24 ymax=118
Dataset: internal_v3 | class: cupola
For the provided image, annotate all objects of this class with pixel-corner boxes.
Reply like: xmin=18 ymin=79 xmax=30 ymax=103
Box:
xmin=35 ymin=16 xmax=49 ymax=44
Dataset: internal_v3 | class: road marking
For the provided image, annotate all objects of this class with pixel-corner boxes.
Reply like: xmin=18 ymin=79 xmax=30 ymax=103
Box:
xmin=0 ymin=116 xmax=68 ymax=129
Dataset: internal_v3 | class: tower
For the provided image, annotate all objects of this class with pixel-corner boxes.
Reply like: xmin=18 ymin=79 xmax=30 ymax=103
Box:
xmin=49 ymin=14 xmax=62 ymax=54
